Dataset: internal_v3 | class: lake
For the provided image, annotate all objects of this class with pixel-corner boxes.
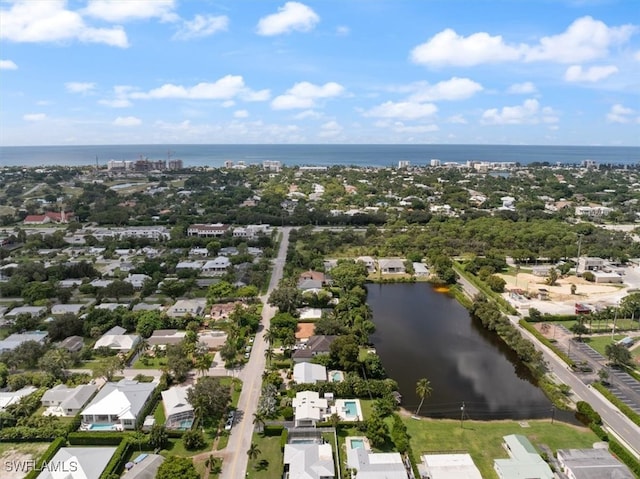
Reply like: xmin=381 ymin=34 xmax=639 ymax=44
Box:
xmin=368 ymin=283 xmax=569 ymax=421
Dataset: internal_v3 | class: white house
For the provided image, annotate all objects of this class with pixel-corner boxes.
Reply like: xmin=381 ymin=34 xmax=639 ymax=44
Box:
xmin=0 ymin=386 xmax=37 ymax=411
xmin=51 ymin=304 xmax=85 ymax=316
xmin=494 ymin=435 xmax=553 ymax=479
xmin=378 ymin=258 xmax=406 ymax=274
xmin=166 ymin=299 xmax=206 ymax=318
xmin=556 ymin=448 xmax=634 ymax=479
xmin=419 ymin=453 xmax=482 ymax=479
xmin=161 ymin=386 xmax=194 ymax=429
xmin=356 ymin=256 xmax=377 ymax=273
xmin=93 ymin=326 xmax=140 ymax=352
xmin=293 ymin=363 xmax=327 ymax=385
xmin=4 ymin=306 xmax=47 ymax=319
xmin=283 ymin=443 xmax=334 ymax=479
xmin=0 ymin=331 xmax=48 ymax=352
xmin=81 ymin=379 xmax=156 ymax=430
xmin=346 ymin=436 xmax=408 ymax=479
xmin=41 ymin=384 xmax=98 ymax=417
xmin=202 ymin=256 xmax=231 ymax=275
xmin=292 ymin=391 xmax=328 ymax=427
xmin=125 ymin=273 xmax=151 ymax=289
xmin=37 ymin=447 xmax=117 ymax=479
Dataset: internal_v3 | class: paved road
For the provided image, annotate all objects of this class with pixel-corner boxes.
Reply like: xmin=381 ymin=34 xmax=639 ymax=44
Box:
xmin=455 ymin=269 xmax=640 ymax=457
xmin=219 ymin=227 xmax=291 ymax=479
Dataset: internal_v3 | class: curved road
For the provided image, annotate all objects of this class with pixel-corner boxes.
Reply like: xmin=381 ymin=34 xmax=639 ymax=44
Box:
xmin=456 ymin=271 xmax=640 ymax=457
xmin=218 ymin=227 xmax=291 ymax=479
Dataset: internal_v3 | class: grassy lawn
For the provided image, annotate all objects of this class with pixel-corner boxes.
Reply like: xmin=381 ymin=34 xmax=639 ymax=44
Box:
xmin=153 ymin=402 xmax=166 ymax=425
xmin=583 ymin=335 xmax=625 ymax=356
xmin=405 ymin=418 xmax=599 ymax=479
xmin=161 ymin=436 xmax=212 ymax=457
xmin=246 ymin=432 xmax=284 ymax=479
xmin=133 ymin=356 xmax=168 ymax=369
xmin=219 ymin=377 xmax=243 ymax=407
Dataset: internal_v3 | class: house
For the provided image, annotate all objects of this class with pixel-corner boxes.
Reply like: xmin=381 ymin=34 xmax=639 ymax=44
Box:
xmin=166 ymin=299 xmax=206 ymax=318
xmin=187 ymin=223 xmax=229 ymax=237
xmin=123 ymin=454 xmax=165 ymax=479
xmin=94 ymin=302 xmax=128 ymax=311
xmin=90 ymin=279 xmax=114 ymax=288
xmin=148 ymin=329 xmax=186 ymax=347
xmin=419 ymin=453 xmax=482 ymax=479
xmin=378 ymin=258 xmax=406 ymax=274
xmin=175 ymin=260 xmax=204 ymax=270
xmin=298 ymin=308 xmax=325 ymax=321
xmin=283 ymin=443 xmax=335 ymax=479
xmin=293 ymin=362 xmax=327 ymax=384
xmin=41 ymin=384 xmax=98 ymax=416
xmin=579 ymin=257 xmax=606 ymax=272
xmin=59 ymin=335 xmax=84 ymax=353
xmin=592 ymin=271 xmax=624 ymax=284
xmin=93 ymin=326 xmax=140 ymax=352
xmin=413 ymin=262 xmax=429 ymax=277
xmin=232 ymin=224 xmax=271 ymax=239
xmin=298 ymin=279 xmax=324 ymax=291
xmin=0 ymin=331 xmax=48 ymax=352
xmin=59 ymin=279 xmax=82 ymax=289
xmin=4 ymin=305 xmax=47 ymax=319
xmin=292 ymin=391 xmax=329 ymax=427
xmin=299 ymin=270 xmax=326 ymax=283
xmin=161 ymin=386 xmax=194 ymax=429
xmin=346 ymin=436 xmax=408 ymax=479
xmin=125 ymin=273 xmax=151 ymax=289
xmin=51 ymin=303 xmax=85 ymax=315
xmin=189 ymin=247 xmax=209 ymax=257
xmin=202 ymin=256 xmax=231 ymax=275
xmin=132 ymin=302 xmax=163 ymax=312
xmin=0 ymin=386 xmax=38 ymax=411
xmin=356 ymin=256 xmax=376 ymax=273
xmin=81 ymin=379 xmax=156 ymax=430
xmin=36 ymin=447 xmax=117 ymax=479
xmin=494 ymin=435 xmax=553 ymax=479
xmin=556 ymin=448 xmax=634 ymax=479
xmin=293 ymin=335 xmax=338 ymax=363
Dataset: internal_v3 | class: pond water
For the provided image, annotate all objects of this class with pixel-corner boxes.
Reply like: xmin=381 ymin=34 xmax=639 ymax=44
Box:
xmin=368 ymin=283 xmax=571 ymax=421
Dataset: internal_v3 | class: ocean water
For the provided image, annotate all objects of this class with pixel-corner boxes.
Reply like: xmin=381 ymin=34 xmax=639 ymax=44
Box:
xmin=0 ymin=144 xmax=638 ymax=167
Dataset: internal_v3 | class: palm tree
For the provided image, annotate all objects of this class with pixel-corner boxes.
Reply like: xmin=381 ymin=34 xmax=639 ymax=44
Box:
xmin=50 ymin=348 xmax=71 ymax=371
xmin=415 ymin=378 xmax=433 ymax=416
xmin=195 ymin=353 xmax=213 ymax=376
xmin=247 ymin=442 xmax=261 ymax=461
xmin=264 ymin=346 xmax=274 ymax=365
xmin=263 ymin=328 xmax=274 ymax=347
xmin=253 ymin=412 xmax=266 ymax=434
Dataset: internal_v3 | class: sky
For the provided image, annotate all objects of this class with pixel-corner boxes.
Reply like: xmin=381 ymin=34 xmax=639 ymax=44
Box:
xmin=0 ymin=0 xmax=639 ymax=146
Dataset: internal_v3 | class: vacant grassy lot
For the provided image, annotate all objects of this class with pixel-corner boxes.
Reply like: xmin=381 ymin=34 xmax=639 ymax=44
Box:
xmin=405 ymin=418 xmax=599 ymax=479
xmin=583 ymin=335 xmax=625 ymax=356
xmin=246 ymin=432 xmax=284 ymax=479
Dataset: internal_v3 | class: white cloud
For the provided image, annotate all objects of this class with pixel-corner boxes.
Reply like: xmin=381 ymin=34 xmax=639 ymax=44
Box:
xmin=113 ymin=116 xmax=142 ymax=126
xmin=241 ymin=89 xmax=271 ymax=102
xmin=564 ymin=64 xmax=619 ymax=82
xmin=319 ymin=120 xmax=342 ymax=137
xmin=507 ymin=82 xmax=537 ymax=94
xmin=410 ymin=16 xmax=635 ymax=67
xmin=65 ymin=82 xmax=96 ymax=94
xmin=99 ymin=98 xmax=132 ymax=108
xmin=606 ymin=103 xmax=634 ymax=123
xmin=222 ymin=100 xmax=235 ymax=108
xmin=155 ymin=119 xmax=191 ymax=131
xmin=130 ymin=75 xmax=267 ymax=102
xmin=0 ymin=59 xmax=18 ymax=70
xmin=294 ymin=110 xmax=322 ymax=120
xmin=0 ymin=0 xmax=129 ymax=48
xmin=23 ymin=113 xmax=46 ymax=121
xmin=446 ymin=115 xmax=468 ymax=124
xmin=410 ymin=29 xmax=522 ymax=67
xmin=336 ymin=25 xmax=350 ymax=36
xmin=271 ymin=81 xmax=344 ymax=110
xmin=173 ymin=14 xmax=228 ymax=40
xmin=234 ymin=109 xmax=249 ymax=118
xmin=83 ymin=0 xmax=178 ymax=22
xmin=364 ymin=101 xmax=437 ymax=120
xmin=635 ymin=50 xmax=640 ymax=61
xmin=482 ymin=98 xmax=545 ymax=124
xmin=256 ymin=2 xmax=319 ymax=36
xmin=391 ymin=122 xmax=439 ymax=133
xmin=524 ymin=16 xmax=636 ymax=63
xmin=408 ymin=77 xmax=483 ymax=102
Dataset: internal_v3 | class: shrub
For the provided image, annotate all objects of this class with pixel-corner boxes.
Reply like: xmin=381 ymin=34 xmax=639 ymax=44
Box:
xmin=183 ymin=429 xmax=205 ymax=450
xmin=610 ymin=439 xmax=640 ymax=476
xmin=68 ymin=432 xmax=126 ymax=445
xmin=576 ymin=401 xmax=602 ymax=425
xmin=25 ymin=438 xmax=65 ymax=479
xmin=99 ymin=438 xmax=132 ymax=479
xmin=582 ymin=271 xmax=595 ymax=282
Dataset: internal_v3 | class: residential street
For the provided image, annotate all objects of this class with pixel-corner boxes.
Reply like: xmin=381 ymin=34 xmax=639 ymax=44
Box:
xmin=218 ymin=227 xmax=291 ymax=479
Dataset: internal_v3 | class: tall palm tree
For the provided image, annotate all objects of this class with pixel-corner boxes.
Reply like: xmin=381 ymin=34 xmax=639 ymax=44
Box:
xmin=247 ymin=442 xmax=261 ymax=461
xmin=263 ymin=328 xmax=274 ymax=347
xmin=415 ymin=378 xmax=433 ymax=416
xmin=253 ymin=412 xmax=266 ymax=434
xmin=264 ymin=346 xmax=274 ymax=365
xmin=196 ymin=353 xmax=213 ymax=376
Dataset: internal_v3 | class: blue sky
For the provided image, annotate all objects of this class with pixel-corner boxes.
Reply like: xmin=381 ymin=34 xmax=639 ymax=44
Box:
xmin=1 ymin=0 xmax=639 ymax=146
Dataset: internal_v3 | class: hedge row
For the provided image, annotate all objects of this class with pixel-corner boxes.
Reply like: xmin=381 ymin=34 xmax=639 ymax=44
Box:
xmin=527 ymin=314 xmax=578 ymax=322
xmin=24 ymin=438 xmax=65 ymax=479
xmin=280 ymin=429 xmax=288 ymax=451
xmin=592 ymin=382 xmax=640 ymax=428
xmin=99 ymin=438 xmax=132 ymax=479
xmin=454 ymin=265 xmax=518 ymax=314
xmin=520 ymin=319 xmax=574 ymax=367
xmin=136 ymin=386 xmax=161 ymax=429
xmin=68 ymin=432 xmax=127 ymax=445
xmin=576 ymin=401 xmax=602 ymax=425
xmin=610 ymin=439 xmax=640 ymax=476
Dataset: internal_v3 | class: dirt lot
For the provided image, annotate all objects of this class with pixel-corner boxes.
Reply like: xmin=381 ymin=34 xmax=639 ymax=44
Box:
xmin=500 ymin=272 xmax=629 ymax=315
xmin=295 ymin=322 xmax=315 ymax=340
xmin=0 ymin=444 xmax=49 ymax=479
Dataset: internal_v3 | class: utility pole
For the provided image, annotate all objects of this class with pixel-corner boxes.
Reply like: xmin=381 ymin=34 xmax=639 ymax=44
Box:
xmin=550 ymin=405 xmax=555 ymax=424
xmin=460 ymin=402 xmax=465 ymax=429
xmin=576 ymin=234 xmax=583 ymax=275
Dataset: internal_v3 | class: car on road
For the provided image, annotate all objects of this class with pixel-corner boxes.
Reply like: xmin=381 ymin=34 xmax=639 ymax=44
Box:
xmin=225 ymin=411 xmax=235 ymax=430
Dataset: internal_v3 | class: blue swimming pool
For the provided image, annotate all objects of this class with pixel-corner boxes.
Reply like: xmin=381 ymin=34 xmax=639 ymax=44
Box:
xmin=89 ymin=423 xmax=118 ymax=431
xmin=350 ymin=439 xmax=365 ymax=449
xmin=331 ymin=371 xmax=343 ymax=382
xmin=178 ymin=419 xmax=193 ymax=430
xmin=344 ymin=401 xmax=358 ymax=417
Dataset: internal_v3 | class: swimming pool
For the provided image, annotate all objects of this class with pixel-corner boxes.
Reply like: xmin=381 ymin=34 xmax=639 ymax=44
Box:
xmin=331 ymin=371 xmax=343 ymax=382
xmin=344 ymin=401 xmax=358 ymax=417
xmin=349 ymin=439 xmax=365 ymax=449
xmin=89 ymin=423 xmax=118 ymax=431
xmin=178 ymin=419 xmax=193 ymax=430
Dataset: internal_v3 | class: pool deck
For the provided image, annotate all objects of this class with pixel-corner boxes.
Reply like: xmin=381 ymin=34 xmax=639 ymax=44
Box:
xmin=332 ymin=399 xmax=363 ymax=421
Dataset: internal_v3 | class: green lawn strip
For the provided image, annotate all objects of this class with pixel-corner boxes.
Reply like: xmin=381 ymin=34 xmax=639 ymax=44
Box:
xmin=133 ymin=356 xmax=168 ymax=369
xmin=404 ymin=418 xmax=598 ymax=479
xmin=592 ymin=382 xmax=640 ymax=428
xmin=153 ymin=401 xmax=166 ymax=425
xmin=219 ymin=377 xmax=242 ymax=408
xmin=160 ymin=436 xmax=212 ymax=457
xmin=583 ymin=335 xmax=625 ymax=356
xmin=216 ymin=431 xmax=230 ymax=450
xmin=359 ymin=399 xmax=375 ymax=420
xmin=246 ymin=432 xmax=284 ymax=479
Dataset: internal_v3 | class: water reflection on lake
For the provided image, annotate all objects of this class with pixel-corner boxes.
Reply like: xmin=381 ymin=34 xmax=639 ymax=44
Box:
xmin=368 ymin=283 xmax=566 ymax=420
